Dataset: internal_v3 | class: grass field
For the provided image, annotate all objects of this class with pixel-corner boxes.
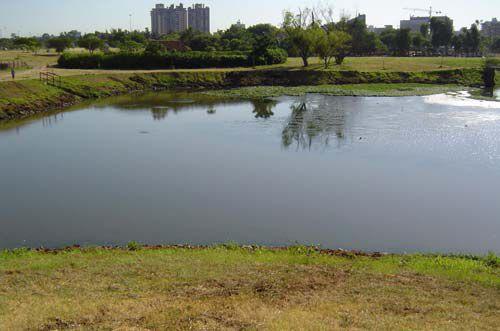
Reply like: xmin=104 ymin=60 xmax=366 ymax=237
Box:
xmin=0 ymin=50 xmax=491 ymax=81
xmin=0 ymin=246 xmax=498 ymax=330
xmin=270 ymin=56 xmax=486 ymax=72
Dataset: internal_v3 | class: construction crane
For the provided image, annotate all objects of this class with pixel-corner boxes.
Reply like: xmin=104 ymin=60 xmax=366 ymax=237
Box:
xmin=403 ymin=7 xmax=442 ymax=17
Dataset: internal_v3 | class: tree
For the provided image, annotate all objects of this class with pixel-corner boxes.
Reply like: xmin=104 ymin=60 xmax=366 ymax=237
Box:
xmin=119 ymin=40 xmax=142 ymax=53
xmin=219 ymin=24 xmax=252 ymax=51
xmin=282 ymin=9 xmax=322 ymax=67
xmin=47 ymin=37 xmax=72 ymax=53
xmin=12 ymin=37 xmax=41 ymax=54
xmin=380 ymin=28 xmax=397 ymax=54
xmin=78 ymin=35 xmax=104 ymax=53
xmin=468 ymin=24 xmax=481 ymax=55
xmin=455 ymin=25 xmax=482 ymax=56
xmin=347 ymin=16 xmax=369 ymax=55
xmin=395 ymin=29 xmax=411 ymax=56
xmin=420 ymin=24 xmax=430 ymax=38
xmin=333 ymin=31 xmax=352 ymax=64
xmin=492 ymin=38 xmax=500 ymax=53
xmin=61 ymin=30 xmax=82 ymax=42
xmin=144 ymin=41 xmax=166 ymax=55
xmin=189 ymin=33 xmax=218 ymax=51
xmin=0 ymin=38 xmax=13 ymax=50
xmin=451 ymin=34 xmax=464 ymax=55
xmin=247 ymin=24 xmax=278 ymax=58
xmin=316 ymin=30 xmax=335 ymax=68
xmin=412 ymin=33 xmax=426 ymax=53
xmin=430 ymin=17 xmax=454 ymax=54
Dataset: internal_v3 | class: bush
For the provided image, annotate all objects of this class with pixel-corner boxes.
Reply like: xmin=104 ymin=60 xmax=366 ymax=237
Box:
xmin=58 ymin=49 xmax=287 ymax=70
xmin=264 ymin=48 xmax=288 ymax=65
xmin=58 ymin=53 xmax=103 ymax=69
xmin=126 ymin=241 xmax=142 ymax=251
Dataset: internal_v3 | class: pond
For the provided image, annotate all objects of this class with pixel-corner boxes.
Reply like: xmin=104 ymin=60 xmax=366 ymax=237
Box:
xmin=1 ymin=91 xmax=500 ymax=253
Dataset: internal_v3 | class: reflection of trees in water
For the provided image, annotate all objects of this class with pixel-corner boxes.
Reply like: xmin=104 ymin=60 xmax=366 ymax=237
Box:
xmin=151 ymin=102 xmax=218 ymax=120
xmin=151 ymin=107 xmax=170 ymax=120
xmin=282 ymin=97 xmax=347 ymax=150
xmin=252 ymin=99 xmax=278 ymax=118
xmin=207 ymin=105 xmax=216 ymax=114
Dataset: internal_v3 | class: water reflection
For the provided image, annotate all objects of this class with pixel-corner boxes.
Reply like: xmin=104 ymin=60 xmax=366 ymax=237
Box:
xmin=282 ymin=97 xmax=347 ymax=150
xmin=151 ymin=107 xmax=170 ymax=120
xmin=41 ymin=113 xmax=65 ymax=127
xmin=482 ymin=87 xmax=500 ymax=100
xmin=252 ymin=99 xmax=277 ymax=119
xmin=97 ymin=92 xmax=249 ymax=120
xmin=207 ymin=106 xmax=216 ymax=115
xmin=103 ymin=92 xmax=281 ymax=121
xmin=2 ymin=92 xmax=500 ymax=253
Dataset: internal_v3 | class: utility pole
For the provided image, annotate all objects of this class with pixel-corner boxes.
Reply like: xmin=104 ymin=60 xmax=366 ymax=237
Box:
xmin=129 ymin=14 xmax=132 ymax=32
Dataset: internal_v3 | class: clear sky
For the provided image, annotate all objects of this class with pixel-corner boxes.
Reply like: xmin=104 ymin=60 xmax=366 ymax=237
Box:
xmin=0 ymin=0 xmax=498 ymax=37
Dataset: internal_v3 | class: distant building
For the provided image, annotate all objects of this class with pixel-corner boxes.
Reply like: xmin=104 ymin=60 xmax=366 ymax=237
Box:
xmin=400 ymin=16 xmax=452 ymax=33
xmin=481 ymin=18 xmax=500 ymax=38
xmin=151 ymin=3 xmax=210 ymax=36
xmin=151 ymin=4 xmax=188 ymax=36
xmin=348 ymin=14 xmax=366 ymax=26
xmin=233 ymin=20 xmax=246 ymax=29
xmin=400 ymin=16 xmax=430 ymax=32
xmin=368 ymin=25 xmax=393 ymax=34
xmin=188 ymin=4 xmax=210 ymax=33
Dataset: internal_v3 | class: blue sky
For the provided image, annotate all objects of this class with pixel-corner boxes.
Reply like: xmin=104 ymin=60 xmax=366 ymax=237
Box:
xmin=0 ymin=0 xmax=497 ymax=37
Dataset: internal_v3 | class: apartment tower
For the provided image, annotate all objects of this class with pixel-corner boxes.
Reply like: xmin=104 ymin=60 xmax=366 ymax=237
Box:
xmin=188 ymin=4 xmax=210 ymax=34
xmin=151 ymin=4 xmax=188 ymax=35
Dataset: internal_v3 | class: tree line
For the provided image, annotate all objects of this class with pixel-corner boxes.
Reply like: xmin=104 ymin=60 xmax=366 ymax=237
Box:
xmin=1 ymin=7 xmax=498 ymax=67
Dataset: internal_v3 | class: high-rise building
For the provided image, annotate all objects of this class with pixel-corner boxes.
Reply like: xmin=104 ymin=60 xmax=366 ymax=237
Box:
xmin=481 ymin=18 xmax=500 ymax=39
xmin=188 ymin=4 xmax=210 ymax=33
xmin=400 ymin=16 xmax=430 ymax=32
xmin=151 ymin=3 xmax=188 ymax=36
xmin=400 ymin=16 xmax=452 ymax=33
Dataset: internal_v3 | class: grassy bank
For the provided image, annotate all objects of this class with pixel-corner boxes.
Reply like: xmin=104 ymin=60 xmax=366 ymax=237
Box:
xmin=0 ymin=246 xmax=498 ymax=330
xmin=0 ymin=52 xmax=490 ymax=81
xmin=0 ymin=68 xmax=484 ymax=121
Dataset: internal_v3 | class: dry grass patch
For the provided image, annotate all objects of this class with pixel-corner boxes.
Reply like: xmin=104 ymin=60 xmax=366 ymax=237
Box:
xmin=0 ymin=247 xmax=498 ymax=330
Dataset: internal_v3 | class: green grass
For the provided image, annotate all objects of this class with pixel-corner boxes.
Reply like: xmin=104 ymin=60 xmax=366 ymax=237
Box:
xmin=0 ymin=246 xmax=498 ymax=330
xmin=202 ymin=83 xmax=467 ymax=99
xmin=0 ymin=65 xmax=488 ymax=121
xmin=0 ymin=51 xmax=493 ymax=82
xmin=266 ymin=56 xmax=486 ymax=72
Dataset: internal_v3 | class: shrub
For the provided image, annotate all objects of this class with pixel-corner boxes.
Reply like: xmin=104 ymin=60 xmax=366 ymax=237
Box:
xmin=58 ymin=52 xmax=103 ymax=69
xmin=264 ymin=48 xmax=288 ymax=65
xmin=58 ymin=49 xmax=287 ymax=70
xmin=126 ymin=241 xmax=142 ymax=251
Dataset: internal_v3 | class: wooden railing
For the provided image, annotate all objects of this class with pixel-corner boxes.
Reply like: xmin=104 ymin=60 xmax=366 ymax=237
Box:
xmin=39 ymin=71 xmax=62 ymax=88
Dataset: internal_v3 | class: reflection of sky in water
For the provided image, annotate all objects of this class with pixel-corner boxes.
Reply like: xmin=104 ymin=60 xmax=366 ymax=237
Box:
xmin=1 ymin=92 xmax=500 ymax=253
xmin=424 ymin=91 xmax=500 ymax=108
